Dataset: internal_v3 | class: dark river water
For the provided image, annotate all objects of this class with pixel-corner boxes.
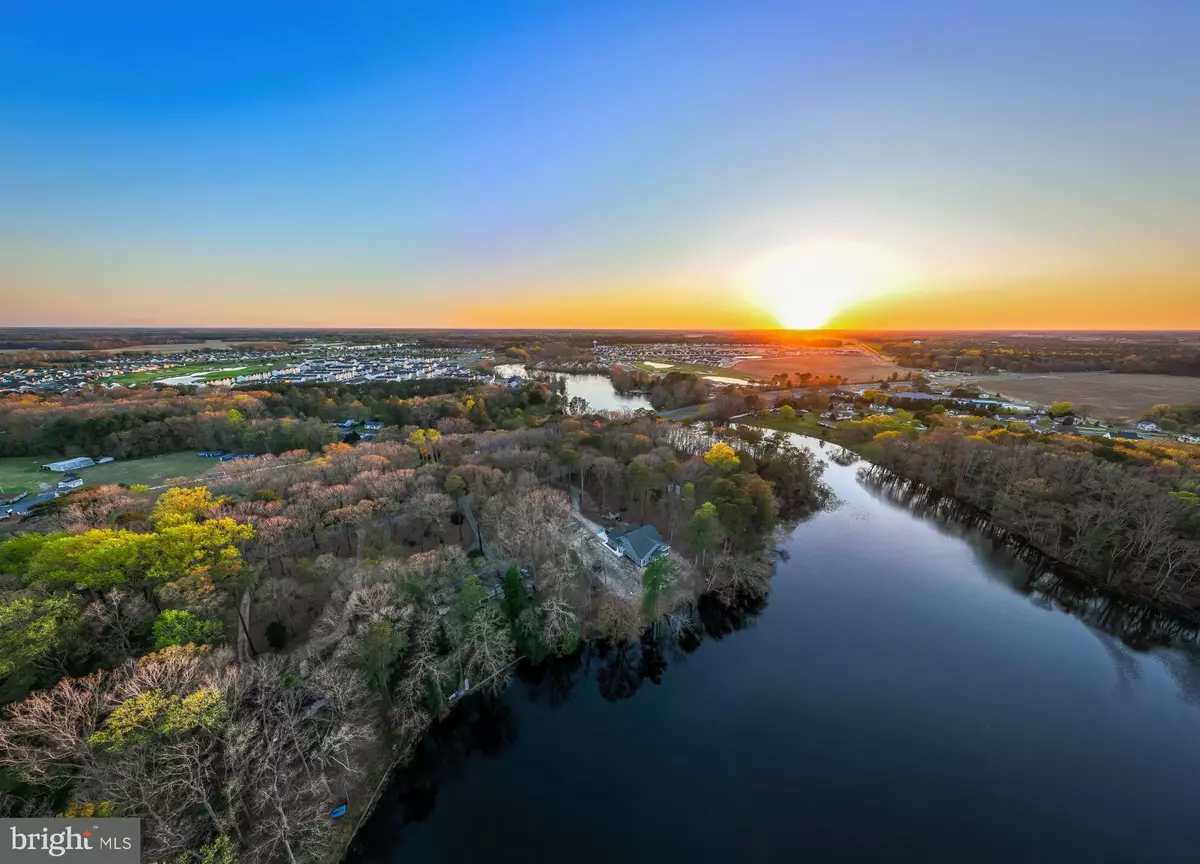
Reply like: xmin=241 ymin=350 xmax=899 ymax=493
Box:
xmin=350 ymin=433 xmax=1200 ymax=863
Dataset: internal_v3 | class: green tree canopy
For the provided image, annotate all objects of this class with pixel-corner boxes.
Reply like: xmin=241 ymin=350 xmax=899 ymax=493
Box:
xmin=641 ymin=556 xmax=675 ymax=616
xmin=152 ymin=609 xmax=224 ymax=650
xmin=0 ymin=593 xmax=81 ymax=680
xmin=352 ymin=620 xmax=408 ymax=700
xmin=689 ymin=501 xmax=723 ymax=566
xmin=457 ymin=574 xmax=488 ymax=617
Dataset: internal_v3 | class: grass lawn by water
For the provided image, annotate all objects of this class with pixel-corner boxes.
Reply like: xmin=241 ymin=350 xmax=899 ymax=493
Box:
xmin=632 ymin=359 xmax=762 ymax=381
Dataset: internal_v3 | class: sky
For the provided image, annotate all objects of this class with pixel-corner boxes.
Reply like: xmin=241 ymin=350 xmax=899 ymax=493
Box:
xmin=2 ymin=0 xmax=1198 ymax=330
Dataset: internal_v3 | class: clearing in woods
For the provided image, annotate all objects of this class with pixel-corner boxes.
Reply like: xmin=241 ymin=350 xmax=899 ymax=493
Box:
xmin=732 ymin=349 xmax=898 ymax=383
xmin=0 ymin=451 xmax=218 ymax=497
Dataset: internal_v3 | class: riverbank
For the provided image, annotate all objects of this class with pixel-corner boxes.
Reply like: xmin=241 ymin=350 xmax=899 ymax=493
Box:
xmin=739 ymin=410 xmax=865 ymax=448
xmin=349 ymin=429 xmax=1200 ymax=863
xmin=739 ymin=412 xmax=1200 ymax=619
xmin=859 ymin=461 xmax=1200 ymax=634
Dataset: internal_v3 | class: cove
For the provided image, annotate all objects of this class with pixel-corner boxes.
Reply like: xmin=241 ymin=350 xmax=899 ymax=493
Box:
xmin=350 ymin=433 xmax=1200 ymax=863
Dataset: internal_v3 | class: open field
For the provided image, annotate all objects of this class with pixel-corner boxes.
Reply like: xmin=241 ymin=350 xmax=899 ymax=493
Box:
xmin=103 ymin=361 xmax=290 ymax=385
xmin=960 ymin=372 xmax=1200 ymax=419
xmin=631 ymin=360 xmax=762 ymax=382
xmin=732 ymin=349 xmax=898 ymax=383
xmin=0 ymin=452 xmax=218 ymax=497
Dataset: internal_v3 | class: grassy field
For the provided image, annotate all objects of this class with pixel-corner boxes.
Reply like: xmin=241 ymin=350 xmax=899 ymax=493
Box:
xmin=731 ymin=350 xmax=897 ymax=383
xmin=632 ymin=359 xmax=762 ymax=382
xmin=102 ymin=361 xmax=290 ymax=385
xmin=741 ymin=410 xmax=829 ymax=436
xmin=959 ymin=372 xmax=1200 ymax=419
xmin=197 ymin=363 xmax=284 ymax=381
xmin=0 ymin=452 xmax=218 ymax=497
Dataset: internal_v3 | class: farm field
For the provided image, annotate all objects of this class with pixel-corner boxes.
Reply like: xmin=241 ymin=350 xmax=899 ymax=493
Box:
xmin=0 ymin=451 xmax=218 ymax=497
xmin=732 ymin=350 xmax=897 ymax=383
xmin=960 ymin=372 xmax=1200 ymax=419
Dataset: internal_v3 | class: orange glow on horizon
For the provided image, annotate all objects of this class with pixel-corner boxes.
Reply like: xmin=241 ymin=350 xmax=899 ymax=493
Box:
xmin=3 ymin=274 xmax=1197 ymax=330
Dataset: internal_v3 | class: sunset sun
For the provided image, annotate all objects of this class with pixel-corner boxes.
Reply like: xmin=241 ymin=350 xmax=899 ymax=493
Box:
xmin=741 ymin=239 xmax=907 ymax=329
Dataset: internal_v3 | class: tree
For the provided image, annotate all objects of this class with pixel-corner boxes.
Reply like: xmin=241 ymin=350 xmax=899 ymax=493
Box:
xmin=24 ymin=529 xmax=146 ymax=595
xmin=407 ymin=428 xmax=427 ymax=459
xmin=0 ymin=532 xmax=61 ymax=575
xmin=0 ymin=593 xmax=82 ymax=681
xmin=88 ymin=686 xmax=227 ymax=752
xmin=424 ymin=428 xmax=442 ymax=462
xmin=641 ymin=556 xmax=675 ymax=616
xmin=84 ymin=588 xmax=152 ymax=660
xmin=1049 ymin=401 xmax=1073 ymax=417
xmin=457 ymin=574 xmax=488 ymax=617
xmin=153 ymin=487 xmax=221 ymax=527
xmin=226 ymin=409 xmax=247 ymax=427
xmin=168 ymin=835 xmax=240 ymax=864
xmin=703 ymin=442 xmax=740 ymax=474
xmin=456 ymin=607 xmax=515 ymax=691
xmin=501 ymin=567 xmax=526 ymax=622
xmin=689 ymin=502 xmax=722 ymax=570
xmin=350 ymin=620 xmax=407 ymax=702
xmin=152 ymin=610 xmax=224 ymax=650
xmin=444 ymin=474 xmax=467 ymax=501
xmin=779 ymin=405 xmax=796 ymax=421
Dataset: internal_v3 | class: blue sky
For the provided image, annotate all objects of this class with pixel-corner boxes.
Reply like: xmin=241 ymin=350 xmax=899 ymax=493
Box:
xmin=2 ymin=0 xmax=1197 ymax=327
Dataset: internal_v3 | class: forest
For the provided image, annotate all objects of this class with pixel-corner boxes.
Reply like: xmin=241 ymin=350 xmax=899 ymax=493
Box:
xmin=862 ymin=426 xmax=1200 ymax=612
xmin=0 ymin=390 xmax=828 ymax=863
xmin=879 ymin=333 xmax=1200 ymax=376
xmin=0 ymin=378 xmax=551 ymax=460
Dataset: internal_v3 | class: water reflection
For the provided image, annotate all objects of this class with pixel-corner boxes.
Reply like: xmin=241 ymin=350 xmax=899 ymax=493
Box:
xmin=493 ymin=364 xmax=653 ymax=413
xmin=347 ymin=589 xmax=767 ymax=860
xmin=859 ymin=465 xmax=1200 ymax=650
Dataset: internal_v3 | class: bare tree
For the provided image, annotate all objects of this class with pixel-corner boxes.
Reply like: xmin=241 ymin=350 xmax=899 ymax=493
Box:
xmin=83 ymin=589 xmax=152 ymax=659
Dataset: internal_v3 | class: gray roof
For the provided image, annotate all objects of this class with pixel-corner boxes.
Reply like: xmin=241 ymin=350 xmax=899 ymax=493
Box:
xmin=620 ymin=524 xmax=667 ymax=561
xmin=43 ymin=457 xmax=96 ymax=472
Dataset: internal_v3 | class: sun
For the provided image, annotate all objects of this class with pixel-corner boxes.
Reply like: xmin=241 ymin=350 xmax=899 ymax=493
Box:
xmin=741 ymin=238 xmax=906 ymax=329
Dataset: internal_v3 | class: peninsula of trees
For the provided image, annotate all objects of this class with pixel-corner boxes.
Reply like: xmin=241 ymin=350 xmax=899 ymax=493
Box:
xmin=0 ymin=378 xmax=827 ymax=864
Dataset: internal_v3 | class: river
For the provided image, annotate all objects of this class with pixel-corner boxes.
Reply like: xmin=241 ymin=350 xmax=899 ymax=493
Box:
xmin=495 ymin=364 xmax=653 ymax=413
xmin=350 ymin=432 xmax=1200 ymax=863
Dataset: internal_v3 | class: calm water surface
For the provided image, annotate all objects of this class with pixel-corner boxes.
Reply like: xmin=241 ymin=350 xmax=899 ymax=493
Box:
xmin=352 ymin=431 xmax=1200 ymax=863
xmin=495 ymin=364 xmax=653 ymax=413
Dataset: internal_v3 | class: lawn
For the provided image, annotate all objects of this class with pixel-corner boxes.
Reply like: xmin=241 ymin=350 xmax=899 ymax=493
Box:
xmin=739 ymin=410 xmax=923 ymax=449
xmin=632 ymin=359 xmax=762 ymax=382
xmin=740 ymin=411 xmax=829 ymax=436
xmin=0 ymin=452 xmax=219 ymax=497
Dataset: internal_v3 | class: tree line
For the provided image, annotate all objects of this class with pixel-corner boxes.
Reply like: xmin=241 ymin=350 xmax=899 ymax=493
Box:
xmin=863 ymin=426 xmax=1200 ymax=612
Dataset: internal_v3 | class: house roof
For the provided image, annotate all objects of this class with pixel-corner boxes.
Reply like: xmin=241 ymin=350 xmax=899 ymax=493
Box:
xmin=618 ymin=524 xmax=667 ymax=561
